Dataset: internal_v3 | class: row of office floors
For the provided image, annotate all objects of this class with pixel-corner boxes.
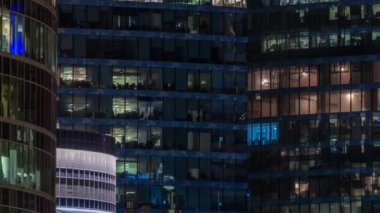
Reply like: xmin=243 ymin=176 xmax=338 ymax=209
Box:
xmin=54 ymin=0 xmax=380 ymax=213
xmin=57 ymin=0 xmax=248 ymax=212
xmin=0 ymin=0 xmax=57 ymax=212
xmin=247 ymin=0 xmax=380 ymax=212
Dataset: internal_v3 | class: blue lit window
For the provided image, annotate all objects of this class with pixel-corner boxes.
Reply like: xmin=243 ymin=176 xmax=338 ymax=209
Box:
xmin=247 ymin=122 xmax=278 ymax=145
xmin=10 ymin=11 xmax=25 ymax=55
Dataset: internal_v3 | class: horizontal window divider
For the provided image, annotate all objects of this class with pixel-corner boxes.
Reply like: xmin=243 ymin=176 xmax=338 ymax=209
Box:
xmin=250 ymin=195 xmax=371 ymax=207
xmin=117 ymin=148 xmax=248 ymax=159
xmin=248 ymin=83 xmax=380 ymax=95
xmin=247 ymin=139 xmax=380 ymax=150
xmin=247 ymin=111 xmax=372 ymax=121
xmin=117 ymin=179 xmax=248 ymax=189
xmin=58 ymin=117 xmax=247 ymax=130
xmin=251 ymin=26 xmax=380 ymax=40
xmin=250 ymin=0 xmax=380 ymax=13
xmin=59 ymin=0 xmax=248 ymax=13
xmin=59 ymin=58 xmax=248 ymax=72
xmin=252 ymin=53 xmax=380 ymax=68
xmin=59 ymin=87 xmax=247 ymax=101
xmin=59 ymin=28 xmax=247 ymax=43
xmin=249 ymin=167 xmax=380 ymax=179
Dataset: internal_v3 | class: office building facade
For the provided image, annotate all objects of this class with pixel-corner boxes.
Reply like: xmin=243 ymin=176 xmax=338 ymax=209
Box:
xmin=247 ymin=0 xmax=380 ymax=212
xmin=57 ymin=0 xmax=249 ymax=212
xmin=0 ymin=0 xmax=57 ymax=212
xmin=56 ymin=130 xmax=116 ymax=213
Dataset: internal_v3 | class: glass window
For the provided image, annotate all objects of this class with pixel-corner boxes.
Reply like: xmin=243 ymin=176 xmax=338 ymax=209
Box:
xmin=112 ymin=97 xmax=125 ymax=118
xmin=60 ymin=66 xmax=73 ymax=86
xmin=247 ymin=122 xmax=279 ymax=145
xmin=289 ymin=67 xmax=299 ymax=88
xmin=74 ymin=35 xmax=86 ymax=57
xmin=0 ymin=141 xmax=9 ymax=183
xmin=100 ymin=66 xmax=112 ymax=88
xmin=112 ymin=67 xmax=125 ymax=88
xmin=1 ymin=11 xmax=10 ymax=53
xmin=340 ymin=91 xmax=352 ymax=112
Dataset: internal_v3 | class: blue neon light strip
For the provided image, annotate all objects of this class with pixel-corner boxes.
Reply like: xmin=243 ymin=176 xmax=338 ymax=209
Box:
xmin=59 ymin=58 xmax=248 ymax=72
xmin=59 ymin=28 xmax=247 ymax=43
xmin=58 ymin=88 xmax=247 ymax=101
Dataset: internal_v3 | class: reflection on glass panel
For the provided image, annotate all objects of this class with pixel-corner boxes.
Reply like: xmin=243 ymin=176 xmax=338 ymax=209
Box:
xmin=112 ymin=67 xmax=125 ymax=88
xmin=60 ymin=67 xmax=73 ymax=86
xmin=373 ymin=4 xmax=380 ymax=17
xmin=151 ymin=69 xmax=162 ymax=90
xmin=113 ymin=127 xmax=125 ymax=144
xmin=0 ymin=141 xmax=41 ymax=191
xmin=151 ymin=128 xmax=162 ymax=148
xmin=126 ymin=98 xmax=138 ymax=118
xmin=72 ymin=95 xmax=86 ymax=116
xmin=1 ymin=11 xmax=10 ymax=52
xmin=329 ymin=6 xmax=338 ymax=20
xmin=124 ymin=67 xmax=137 ymax=89
xmin=0 ymin=141 xmax=9 ymax=183
xmin=340 ymin=91 xmax=351 ymax=112
xmin=126 ymin=126 xmax=138 ymax=145
xmin=310 ymin=93 xmax=318 ymax=114
xmin=113 ymin=97 xmax=125 ymax=118
xmin=59 ymin=94 xmax=73 ymax=116
xmin=289 ymin=94 xmax=299 ymax=115
xmin=118 ymin=158 xmax=137 ymax=180
xmin=289 ymin=67 xmax=299 ymax=88
xmin=341 ymin=33 xmax=351 ymax=46
xmin=329 ymin=91 xmax=339 ymax=113
xmin=299 ymin=94 xmax=310 ymax=115
xmin=261 ymin=69 xmax=270 ymax=90
xmin=351 ymin=90 xmax=362 ymax=112
xmin=330 ymin=34 xmax=338 ymax=47
xmin=299 ymin=67 xmax=309 ymax=87
xmin=200 ymin=72 xmax=210 ymax=91
xmin=73 ymin=67 xmax=86 ymax=86
xmin=138 ymin=157 xmax=150 ymax=180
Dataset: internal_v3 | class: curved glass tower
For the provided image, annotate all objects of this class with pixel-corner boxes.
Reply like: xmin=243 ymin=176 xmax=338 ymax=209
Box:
xmin=0 ymin=0 xmax=57 ymax=212
xmin=248 ymin=0 xmax=380 ymax=212
xmin=57 ymin=0 xmax=248 ymax=212
xmin=56 ymin=130 xmax=116 ymax=213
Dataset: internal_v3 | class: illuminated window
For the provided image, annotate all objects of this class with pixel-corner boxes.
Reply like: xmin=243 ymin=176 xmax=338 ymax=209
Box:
xmin=60 ymin=66 xmax=73 ymax=86
xmin=247 ymin=122 xmax=278 ymax=145
xmin=1 ymin=11 xmax=10 ymax=52
xmin=9 ymin=12 xmax=25 ymax=55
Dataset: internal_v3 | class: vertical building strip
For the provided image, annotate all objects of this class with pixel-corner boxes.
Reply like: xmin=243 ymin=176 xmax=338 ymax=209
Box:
xmin=0 ymin=0 xmax=57 ymax=212
xmin=57 ymin=0 xmax=249 ymax=212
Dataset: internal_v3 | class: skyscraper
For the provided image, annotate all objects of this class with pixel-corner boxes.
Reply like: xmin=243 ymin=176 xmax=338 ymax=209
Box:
xmin=0 ymin=0 xmax=57 ymax=212
xmin=57 ymin=0 xmax=248 ymax=212
xmin=247 ymin=0 xmax=380 ymax=212
xmin=56 ymin=130 xmax=116 ymax=213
